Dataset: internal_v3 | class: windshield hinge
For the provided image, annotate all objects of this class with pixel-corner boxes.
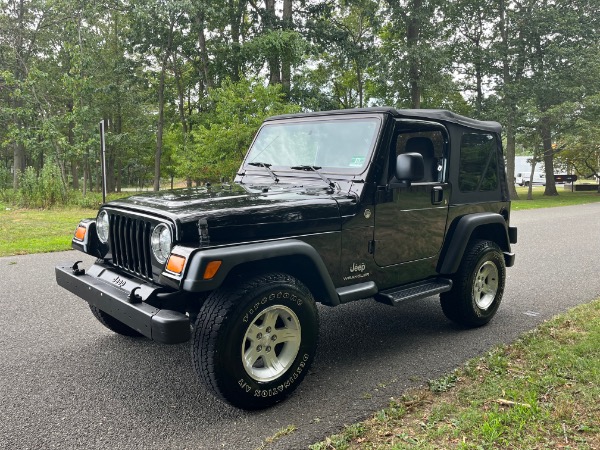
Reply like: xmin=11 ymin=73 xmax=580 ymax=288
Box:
xmin=198 ymin=219 xmax=210 ymax=247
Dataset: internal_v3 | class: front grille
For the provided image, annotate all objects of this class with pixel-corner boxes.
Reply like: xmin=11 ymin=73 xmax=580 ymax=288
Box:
xmin=108 ymin=213 xmax=153 ymax=280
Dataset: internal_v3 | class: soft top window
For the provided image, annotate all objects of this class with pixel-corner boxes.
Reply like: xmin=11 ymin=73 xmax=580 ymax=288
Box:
xmin=459 ymin=133 xmax=498 ymax=192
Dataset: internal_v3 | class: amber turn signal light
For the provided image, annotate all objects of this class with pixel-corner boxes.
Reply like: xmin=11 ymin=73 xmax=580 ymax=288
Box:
xmin=74 ymin=226 xmax=87 ymax=241
xmin=166 ymin=254 xmax=186 ymax=274
xmin=203 ymin=260 xmax=222 ymax=280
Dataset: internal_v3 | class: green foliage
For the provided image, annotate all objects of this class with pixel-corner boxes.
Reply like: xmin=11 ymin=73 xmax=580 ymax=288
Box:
xmin=16 ymin=164 xmax=67 ymax=208
xmin=1 ymin=0 xmax=599 ymax=197
xmin=428 ymin=373 xmax=458 ymax=393
xmin=554 ymin=94 xmax=600 ymax=180
xmin=0 ymin=166 xmax=11 ymax=189
xmin=177 ymin=79 xmax=300 ymax=182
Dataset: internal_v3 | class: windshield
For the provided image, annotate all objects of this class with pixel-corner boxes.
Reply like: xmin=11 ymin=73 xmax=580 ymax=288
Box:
xmin=244 ymin=116 xmax=381 ymax=174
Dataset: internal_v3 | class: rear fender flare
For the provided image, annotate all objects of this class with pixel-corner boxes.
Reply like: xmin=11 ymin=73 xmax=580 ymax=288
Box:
xmin=438 ymin=213 xmax=511 ymax=275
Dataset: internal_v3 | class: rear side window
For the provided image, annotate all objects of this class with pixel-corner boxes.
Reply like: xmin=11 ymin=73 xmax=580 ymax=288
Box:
xmin=459 ymin=133 xmax=498 ymax=192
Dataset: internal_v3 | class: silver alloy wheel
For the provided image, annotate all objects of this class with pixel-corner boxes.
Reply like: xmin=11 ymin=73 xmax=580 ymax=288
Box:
xmin=241 ymin=305 xmax=301 ymax=382
xmin=473 ymin=260 xmax=499 ymax=310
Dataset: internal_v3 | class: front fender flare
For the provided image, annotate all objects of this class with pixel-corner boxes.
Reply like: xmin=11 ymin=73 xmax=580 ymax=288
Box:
xmin=169 ymin=239 xmax=341 ymax=306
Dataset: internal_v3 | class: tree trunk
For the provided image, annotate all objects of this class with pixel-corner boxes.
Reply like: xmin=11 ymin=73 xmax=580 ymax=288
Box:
xmin=154 ymin=20 xmax=174 ymax=192
xmin=116 ymin=157 xmax=121 ymax=193
xmin=475 ymin=66 xmax=483 ymax=114
xmin=281 ymin=0 xmax=293 ymax=96
xmin=71 ymin=159 xmax=79 ymax=190
xmin=107 ymin=151 xmax=115 ymax=193
xmin=196 ymin=10 xmax=213 ymax=90
xmin=407 ymin=0 xmax=422 ymax=108
xmin=356 ymin=65 xmax=363 ymax=108
xmin=12 ymin=0 xmax=26 ymax=189
xmin=265 ymin=0 xmax=281 ymax=86
xmin=13 ymin=140 xmax=26 ymax=189
xmin=173 ymin=57 xmax=189 ymax=135
xmin=67 ymin=101 xmax=79 ymax=190
xmin=505 ymin=117 xmax=519 ymax=200
xmin=229 ymin=0 xmax=244 ymax=81
xmin=154 ymin=61 xmax=167 ymax=192
xmin=83 ymin=149 xmax=90 ymax=194
xmin=540 ymin=118 xmax=558 ymax=196
xmin=499 ymin=0 xmax=519 ymax=200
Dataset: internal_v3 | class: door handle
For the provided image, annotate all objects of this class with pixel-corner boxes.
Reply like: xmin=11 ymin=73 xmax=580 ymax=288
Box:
xmin=431 ymin=186 xmax=444 ymax=205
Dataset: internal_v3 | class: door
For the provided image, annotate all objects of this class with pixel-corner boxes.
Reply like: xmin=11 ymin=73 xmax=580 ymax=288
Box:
xmin=373 ymin=125 xmax=450 ymax=267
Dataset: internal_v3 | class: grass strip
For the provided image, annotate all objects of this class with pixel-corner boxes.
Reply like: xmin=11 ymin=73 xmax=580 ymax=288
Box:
xmin=0 ymin=207 xmax=96 ymax=257
xmin=310 ymin=299 xmax=600 ymax=449
xmin=512 ymin=186 xmax=600 ymax=210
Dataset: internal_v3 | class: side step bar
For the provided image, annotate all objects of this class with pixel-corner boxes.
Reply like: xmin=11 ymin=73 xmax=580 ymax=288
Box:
xmin=375 ymin=278 xmax=453 ymax=306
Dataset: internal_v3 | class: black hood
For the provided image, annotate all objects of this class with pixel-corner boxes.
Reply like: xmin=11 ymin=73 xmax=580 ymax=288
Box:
xmin=107 ymin=182 xmax=353 ymax=245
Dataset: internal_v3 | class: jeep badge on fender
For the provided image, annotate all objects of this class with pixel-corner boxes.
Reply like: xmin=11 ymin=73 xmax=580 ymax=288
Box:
xmin=55 ymin=108 xmax=517 ymax=409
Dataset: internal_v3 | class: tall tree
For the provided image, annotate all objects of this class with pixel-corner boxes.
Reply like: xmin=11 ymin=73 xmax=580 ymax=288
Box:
xmin=130 ymin=0 xmax=187 ymax=191
xmin=374 ymin=0 xmax=460 ymax=110
xmin=1 ymin=0 xmax=49 ymax=188
xmin=495 ymin=0 xmax=527 ymax=200
xmin=519 ymin=0 xmax=600 ymax=196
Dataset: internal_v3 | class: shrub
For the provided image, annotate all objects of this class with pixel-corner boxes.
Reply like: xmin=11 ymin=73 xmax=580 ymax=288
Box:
xmin=0 ymin=166 xmax=12 ymax=190
xmin=17 ymin=164 xmax=67 ymax=208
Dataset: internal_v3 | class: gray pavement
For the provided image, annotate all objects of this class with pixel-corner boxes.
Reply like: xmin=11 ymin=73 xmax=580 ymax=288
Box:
xmin=1 ymin=203 xmax=599 ymax=449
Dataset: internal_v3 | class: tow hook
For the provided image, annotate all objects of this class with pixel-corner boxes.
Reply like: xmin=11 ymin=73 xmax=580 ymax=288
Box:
xmin=71 ymin=261 xmax=85 ymax=276
xmin=128 ymin=286 xmax=142 ymax=303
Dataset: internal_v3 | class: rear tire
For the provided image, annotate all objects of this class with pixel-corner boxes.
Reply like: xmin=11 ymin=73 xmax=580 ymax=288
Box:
xmin=440 ymin=240 xmax=505 ymax=327
xmin=89 ymin=305 xmax=143 ymax=337
xmin=192 ymin=272 xmax=319 ymax=409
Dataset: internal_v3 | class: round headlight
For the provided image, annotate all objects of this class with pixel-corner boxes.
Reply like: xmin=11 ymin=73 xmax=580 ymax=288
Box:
xmin=151 ymin=224 xmax=172 ymax=264
xmin=96 ymin=210 xmax=109 ymax=243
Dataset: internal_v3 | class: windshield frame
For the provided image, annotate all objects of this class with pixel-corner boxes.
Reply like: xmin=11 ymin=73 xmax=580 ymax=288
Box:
xmin=240 ymin=114 xmax=384 ymax=177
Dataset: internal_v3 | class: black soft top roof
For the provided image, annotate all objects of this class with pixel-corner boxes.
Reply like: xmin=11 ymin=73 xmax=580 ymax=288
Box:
xmin=265 ymin=107 xmax=502 ymax=134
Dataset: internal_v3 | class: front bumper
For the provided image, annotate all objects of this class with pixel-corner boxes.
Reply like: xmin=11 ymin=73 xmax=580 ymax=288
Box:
xmin=55 ymin=262 xmax=190 ymax=344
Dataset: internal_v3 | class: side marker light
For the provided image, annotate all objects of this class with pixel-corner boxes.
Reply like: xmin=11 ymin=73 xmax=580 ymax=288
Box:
xmin=203 ymin=261 xmax=222 ymax=280
xmin=74 ymin=226 xmax=87 ymax=241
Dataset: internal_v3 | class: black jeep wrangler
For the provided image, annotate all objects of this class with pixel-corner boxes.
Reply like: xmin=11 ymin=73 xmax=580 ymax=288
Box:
xmin=56 ymin=108 xmax=517 ymax=409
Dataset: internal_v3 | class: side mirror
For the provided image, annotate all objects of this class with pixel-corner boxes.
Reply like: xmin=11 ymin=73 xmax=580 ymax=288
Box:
xmin=392 ymin=153 xmax=424 ymax=187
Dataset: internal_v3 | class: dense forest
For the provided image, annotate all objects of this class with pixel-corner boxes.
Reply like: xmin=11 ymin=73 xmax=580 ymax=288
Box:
xmin=1 ymin=0 xmax=599 ymax=206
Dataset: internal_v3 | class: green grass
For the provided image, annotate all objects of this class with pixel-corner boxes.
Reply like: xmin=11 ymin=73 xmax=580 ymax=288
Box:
xmin=0 ymin=207 xmax=96 ymax=257
xmin=511 ymin=185 xmax=600 ymax=210
xmin=310 ymin=299 xmax=600 ymax=449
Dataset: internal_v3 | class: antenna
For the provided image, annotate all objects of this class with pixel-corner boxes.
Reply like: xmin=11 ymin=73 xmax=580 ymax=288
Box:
xmin=99 ymin=119 xmax=109 ymax=204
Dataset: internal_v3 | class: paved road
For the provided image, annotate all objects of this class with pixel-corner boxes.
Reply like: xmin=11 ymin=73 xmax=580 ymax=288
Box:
xmin=1 ymin=203 xmax=599 ymax=449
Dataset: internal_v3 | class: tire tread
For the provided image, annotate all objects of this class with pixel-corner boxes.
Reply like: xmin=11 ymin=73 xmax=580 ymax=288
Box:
xmin=192 ymin=272 xmax=317 ymax=408
xmin=440 ymin=239 xmax=505 ymax=327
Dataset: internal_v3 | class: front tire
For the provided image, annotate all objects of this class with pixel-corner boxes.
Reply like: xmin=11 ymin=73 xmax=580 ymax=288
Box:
xmin=89 ymin=305 xmax=143 ymax=337
xmin=192 ymin=273 xmax=319 ymax=409
xmin=440 ymin=240 xmax=505 ymax=327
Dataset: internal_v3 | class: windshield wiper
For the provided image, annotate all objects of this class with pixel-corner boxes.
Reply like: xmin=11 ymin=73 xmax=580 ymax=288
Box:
xmin=290 ymin=165 xmax=336 ymax=191
xmin=248 ymin=162 xmax=279 ymax=183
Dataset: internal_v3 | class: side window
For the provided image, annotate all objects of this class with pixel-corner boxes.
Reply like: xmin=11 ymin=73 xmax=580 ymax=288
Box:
xmin=459 ymin=133 xmax=498 ymax=192
xmin=395 ymin=130 xmax=445 ymax=182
